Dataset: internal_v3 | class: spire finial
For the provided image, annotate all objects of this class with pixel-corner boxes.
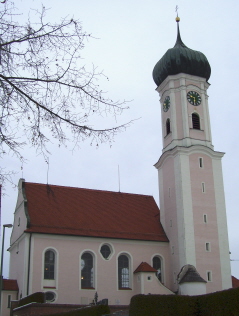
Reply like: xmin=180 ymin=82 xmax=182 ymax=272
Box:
xmin=175 ymin=5 xmax=180 ymax=22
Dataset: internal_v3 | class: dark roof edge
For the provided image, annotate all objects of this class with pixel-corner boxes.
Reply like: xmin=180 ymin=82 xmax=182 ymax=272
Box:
xmin=21 ymin=179 xmax=31 ymax=228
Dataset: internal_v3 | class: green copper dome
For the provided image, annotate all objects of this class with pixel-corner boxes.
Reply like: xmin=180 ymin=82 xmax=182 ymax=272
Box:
xmin=153 ymin=21 xmax=211 ymax=87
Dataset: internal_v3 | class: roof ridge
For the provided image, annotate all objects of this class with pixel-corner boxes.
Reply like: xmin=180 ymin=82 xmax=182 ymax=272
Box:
xmin=25 ymin=181 xmax=154 ymax=198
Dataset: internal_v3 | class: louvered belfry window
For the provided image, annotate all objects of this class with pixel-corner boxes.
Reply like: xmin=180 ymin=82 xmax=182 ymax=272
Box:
xmin=192 ymin=113 xmax=200 ymax=130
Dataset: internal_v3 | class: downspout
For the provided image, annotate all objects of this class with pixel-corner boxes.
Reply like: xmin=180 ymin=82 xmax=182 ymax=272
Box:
xmin=27 ymin=233 xmax=32 ymax=296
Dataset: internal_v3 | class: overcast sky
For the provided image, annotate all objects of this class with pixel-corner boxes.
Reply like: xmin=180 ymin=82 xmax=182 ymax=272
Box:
xmin=1 ymin=0 xmax=239 ymax=280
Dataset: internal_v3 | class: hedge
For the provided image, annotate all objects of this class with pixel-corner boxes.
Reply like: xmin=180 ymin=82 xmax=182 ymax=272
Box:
xmin=18 ymin=292 xmax=45 ymax=307
xmin=44 ymin=304 xmax=110 ymax=316
xmin=129 ymin=287 xmax=239 ymax=316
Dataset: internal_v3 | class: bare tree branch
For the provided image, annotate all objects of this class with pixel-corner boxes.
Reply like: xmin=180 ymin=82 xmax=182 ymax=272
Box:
xmin=0 ymin=2 xmax=133 ymax=187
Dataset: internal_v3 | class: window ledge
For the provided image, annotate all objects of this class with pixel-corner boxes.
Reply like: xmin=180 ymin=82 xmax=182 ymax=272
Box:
xmin=164 ymin=132 xmax=172 ymax=139
xmin=43 ymin=286 xmax=56 ymax=289
xmin=81 ymin=287 xmax=95 ymax=290
xmin=190 ymin=128 xmax=204 ymax=131
xmin=118 ymin=287 xmax=132 ymax=290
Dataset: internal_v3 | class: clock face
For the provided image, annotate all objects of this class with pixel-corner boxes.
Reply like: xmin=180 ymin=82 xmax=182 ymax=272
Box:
xmin=163 ymin=96 xmax=170 ymax=112
xmin=187 ymin=91 xmax=201 ymax=106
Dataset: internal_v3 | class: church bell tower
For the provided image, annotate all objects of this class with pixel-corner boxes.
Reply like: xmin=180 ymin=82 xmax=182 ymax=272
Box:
xmin=153 ymin=16 xmax=232 ymax=294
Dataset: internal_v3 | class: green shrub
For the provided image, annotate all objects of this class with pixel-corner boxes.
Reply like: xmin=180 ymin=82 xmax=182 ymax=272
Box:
xmin=45 ymin=305 xmax=110 ymax=316
xmin=129 ymin=288 xmax=239 ymax=316
xmin=18 ymin=292 xmax=45 ymax=307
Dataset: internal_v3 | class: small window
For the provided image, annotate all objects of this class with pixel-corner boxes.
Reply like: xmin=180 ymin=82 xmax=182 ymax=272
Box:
xmin=147 ymin=276 xmax=151 ymax=281
xmin=45 ymin=291 xmax=56 ymax=303
xmin=192 ymin=113 xmax=200 ymax=130
xmin=44 ymin=250 xmax=55 ymax=280
xmin=206 ymin=242 xmax=211 ymax=252
xmin=166 ymin=118 xmax=171 ymax=135
xmin=199 ymin=157 xmax=203 ymax=168
xmin=202 ymin=182 xmax=205 ymax=193
xmin=7 ymin=294 xmax=11 ymax=308
xmin=100 ymin=244 xmax=111 ymax=259
xmin=203 ymin=214 xmax=207 ymax=223
xmin=207 ymin=271 xmax=212 ymax=282
xmin=18 ymin=217 xmax=20 ymax=226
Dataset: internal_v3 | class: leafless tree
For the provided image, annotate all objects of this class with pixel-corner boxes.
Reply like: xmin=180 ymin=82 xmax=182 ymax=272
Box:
xmin=0 ymin=2 xmax=131 ymax=188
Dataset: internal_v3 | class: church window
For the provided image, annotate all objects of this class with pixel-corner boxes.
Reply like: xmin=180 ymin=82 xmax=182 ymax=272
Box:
xmin=205 ymin=242 xmax=211 ymax=252
xmin=166 ymin=118 xmax=171 ymax=135
xmin=81 ymin=252 xmax=94 ymax=289
xmin=100 ymin=244 xmax=112 ymax=259
xmin=203 ymin=214 xmax=207 ymax=223
xmin=118 ymin=254 xmax=130 ymax=289
xmin=207 ymin=271 xmax=212 ymax=282
xmin=192 ymin=113 xmax=200 ymax=130
xmin=45 ymin=291 xmax=56 ymax=303
xmin=7 ymin=294 xmax=11 ymax=308
xmin=199 ymin=157 xmax=203 ymax=168
xmin=152 ymin=256 xmax=162 ymax=282
xmin=44 ymin=250 xmax=55 ymax=280
xmin=202 ymin=182 xmax=205 ymax=193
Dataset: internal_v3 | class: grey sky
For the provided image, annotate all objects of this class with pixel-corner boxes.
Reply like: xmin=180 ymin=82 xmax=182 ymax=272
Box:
xmin=1 ymin=0 xmax=239 ymax=279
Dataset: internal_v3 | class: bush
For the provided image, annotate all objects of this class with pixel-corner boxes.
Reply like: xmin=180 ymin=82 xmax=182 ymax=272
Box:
xmin=45 ymin=305 xmax=110 ymax=316
xmin=129 ymin=288 xmax=239 ymax=316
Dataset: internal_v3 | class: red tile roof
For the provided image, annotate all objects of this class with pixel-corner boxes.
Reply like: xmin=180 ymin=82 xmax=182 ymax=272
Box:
xmin=134 ymin=262 xmax=157 ymax=273
xmin=3 ymin=279 xmax=18 ymax=291
xmin=23 ymin=182 xmax=168 ymax=242
xmin=232 ymin=276 xmax=239 ymax=288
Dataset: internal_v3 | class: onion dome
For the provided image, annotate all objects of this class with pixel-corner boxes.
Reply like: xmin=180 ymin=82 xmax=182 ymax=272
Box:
xmin=153 ymin=17 xmax=211 ymax=87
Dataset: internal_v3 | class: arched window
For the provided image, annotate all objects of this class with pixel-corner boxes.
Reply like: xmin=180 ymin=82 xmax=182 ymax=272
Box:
xmin=153 ymin=256 xmax=162 ymax=282
xmin=166 ymin=118 xmax=171 ymax=135
xmin=44 ymin=250 xmax=55 ymax=280
xmin=81 ymin=252 xmax=94 ymax=289
xmin=192 ymin=113 xmax=200 ymax=130
xmin=118 ymin=255 xmax=130 ymax=289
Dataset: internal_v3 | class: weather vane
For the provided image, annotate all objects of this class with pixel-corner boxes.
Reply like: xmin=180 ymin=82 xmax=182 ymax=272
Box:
xmin=175 ymin=5 xmax=180 ymax=22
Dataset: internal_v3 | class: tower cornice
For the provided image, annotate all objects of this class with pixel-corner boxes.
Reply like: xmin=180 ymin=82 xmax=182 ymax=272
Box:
xmin=157 ymin=73 xmax=210 ymax=96
xmin=154 ymin=145 xmax=225 ymax=169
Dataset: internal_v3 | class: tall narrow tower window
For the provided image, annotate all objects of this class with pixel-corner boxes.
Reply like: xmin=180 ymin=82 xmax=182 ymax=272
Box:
xmin=199 ymin=157 xmax=203 ymax=168
xmin=166 ymin=118 xmax=171 ymax=135
xmin=192 ymin=113 xmax=200 ymax=130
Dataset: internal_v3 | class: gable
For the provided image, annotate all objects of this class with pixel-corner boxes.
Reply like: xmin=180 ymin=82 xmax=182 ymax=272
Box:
xmin=23 ymin=181 xmax=168 ymax=242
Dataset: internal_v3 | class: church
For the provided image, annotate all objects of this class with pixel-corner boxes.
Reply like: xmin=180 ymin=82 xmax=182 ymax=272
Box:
xmin=2 ymin=16 xmax=233 ymax=313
